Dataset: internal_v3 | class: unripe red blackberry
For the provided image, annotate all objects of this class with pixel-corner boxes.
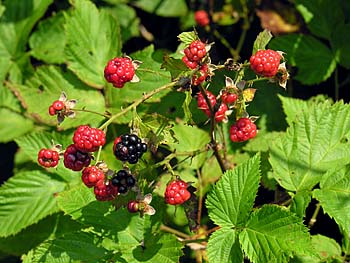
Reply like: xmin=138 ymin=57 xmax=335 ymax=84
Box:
xmin=229 ymin=118 xmax=257 ymax=142
xmin=48 ymin=100 xmax=65 ymax=116
xmin=104 ymin=57 xmax=135 ymax=88
xmin=221 ymin=91 xmax=238 ymax=104
xmin=164 ymin=179 xmax=191 ymax=205
xmin=250 ymin=49 xmax=281 ymax=77
xmin=38 ymin=148 xmax=60 ymax=168
xmin=214 ymin=103 xmax=228 ymax=122
xmin=113 ymin=134 xmax=147 ymax=164
xmin=82 ymin=166 xmax=105 ymax=188
xmin=194 ymin=10 xmax=209 ymax=27
xmin=192 ymin=64 xmax=209 ymax=85
xmin=94 ymin=180 xmax=118 ymax=201
xmin=182 ymin=56 xmax=198 ymax=69
xmin=184 ymin=40 xmax=207 ymax=62
xmin=73 ymin=125 xmax=106 ymax=153
xmin=63 ymin=144 xmax=91 ymax=171
xmin=197 ymin=90 xmax=216 ymax=113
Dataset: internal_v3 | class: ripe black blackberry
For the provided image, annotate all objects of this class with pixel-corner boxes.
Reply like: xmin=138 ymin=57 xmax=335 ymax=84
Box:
xmin=113 ymin=134 xmax=147 ymax=164
xmin=111 ymin=169 xmax=136 ymax=194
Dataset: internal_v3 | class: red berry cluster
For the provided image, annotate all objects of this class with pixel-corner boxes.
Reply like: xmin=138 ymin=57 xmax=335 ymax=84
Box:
xmin=197 ymin=90 xmax=229 ymax=123
xmin=164 ymin=179 xmax=191 ymax=205
xmin=94 ymin=179 xmax=119 ymax=201
xmin=194 ymin=10 xmax=209 ymax=27
xmin=250 ymin=49 xmax=281 ymax=77
xmin=229 ymin=118 xmax=257 ymax=142
xmin=64 ymin=125 xmax=105 ymax=171
xmin=192 ymin=64 xmax=209 ymax=86
xmin=48 ymin=100 xmax=65 ymax=116
xmin=104 ymin=57 xmax=135 ymax=88
xmin=37 ymin=148 xmax=60 ymax=168
xmin=182 ymin=40 xmax=207 ymax=70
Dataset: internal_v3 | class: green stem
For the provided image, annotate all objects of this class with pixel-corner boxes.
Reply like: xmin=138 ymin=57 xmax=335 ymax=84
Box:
xmin=212 ymin=29 xmax=237 ymax=59
xmin=71 ymin=108 xmax=110 ymax=118
xmin=99 ymin=81 xmax=177 ymax=130
xmin=160 ymin=224 xmax=190 ymax=239
xmin=308 ymin=203 xmax=321 ymax=228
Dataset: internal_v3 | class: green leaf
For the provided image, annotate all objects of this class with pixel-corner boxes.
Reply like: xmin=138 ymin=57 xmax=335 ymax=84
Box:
xmin=207 ymin=228 xmax=243 ymax=263
xmin=269 ymin=100 xmax=350 ymax=191
xmin=269 ymin=34 xmax=337 ymax=85
xmin=0 ymin=213 xmax=82 ymax=256
xmin=0 ymin=108 xmax=34 ymax=142
xmin=0 ymin=170 xmax=66 ymax=237
xmin=133 ymin=0 xmax=188 ymax=17
xmin=313 ymin=165 xmax=350 ymax=239
xmin=103 ymin=4 xmax=140 ymax=43
xmin=0 ymin=84 xmax=22 ymax=112
xmin=32 ymin=231 xmax=111 ymax=263
xmin=206 ymin=154 xmax=261 ymax=227
xmin=292 ymin=234 xmax=342 ymax=263
xmin=239 ymin=205 xmax=312 ymax=263
xmin=295 ymin=0 xmax=344 ymax=40
xmin=29 ymin=11 xmax=66 ymax=64
xmin=252 ymin=29 xmax=273 ymax=54
xmin=331 ymin=23 xmax=350 ymax=69
xmin=161 ymin=56 xmax=189 ymax=80
xmin=64 ymin=0 xmax=121 ymax=88
xmin=10 ymin=65 xmax=105 ymax=129
xmin=0 ymin=0 xmax=53 ymax=81
xmin=168 ymin=123 xmax=210 ymax=169
xmin=57 ymin=184 xmax=96 ymax=220
xmin=182 ymin=90 xmax=193 ymax=124
xmin=177 ymin=31 xmax=197 ymax=46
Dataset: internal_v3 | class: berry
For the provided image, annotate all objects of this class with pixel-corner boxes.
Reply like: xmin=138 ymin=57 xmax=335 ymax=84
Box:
xmin=250 ymin=49 xmax=281 ymax=77
xmin=192 ymin=64 xmax=209 ymax=85
xmin=63 ymin=144 xmax=91 ymax=171
xmin=197 ymin=90 xmax=216 ymax=114
xmin=104 ymin=57 xmax=135 ymax=88
xmin=165 ymin=179 xmax=191 ymax=205
xmin=82 ymin=166 xmax=105 ymax=188
xmin=94 ymin=180 xmax=118 ymax=201
xmin=214 ymin=103 xmax=228 ymax=122
xmin=184 ymin=40 xmax=207 ymax=62
xmin=111 ymin=169 xmax=136 ymax=194
xmin=194 ymin=10 xmax=210 ymax=27
xmin=113 ymin=134 xmax=147 ymax=164
xmin=38 ymin=148 xmax=60 ymax=168
xmin=229 ymin=118 xmax=257 ymax=142
xmin=221 ymin=91 xmax=238 ymax=104
xmin=48 ymin=100 xmax=65 ymax=116
xmin=127 ymin=200 xmax=139 ymax=213
xmin=73 ymin=125 xmax=106 ymax=152
xmin=182 ymin=56 xmax=198 ymax=69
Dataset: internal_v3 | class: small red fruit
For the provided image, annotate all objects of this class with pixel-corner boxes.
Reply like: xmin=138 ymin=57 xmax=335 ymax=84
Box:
xmin=82 ymin=166 xmax=105 ymax=188
xmin=250 ymin=49 xmax=281 ymax=77
xmin=73 ymin=125 xmax=106 ymax=152
xmin=48 ymin=100 xmax=65 ymax=116
xmin=104 ymin=57 xmax=135 ymax=88
xmin=164 ymin=179 xmax=191 ymax=205
xmin=37 ymin=148 xmax=60 ymax=168
xmin=94 ymin=180 xmax=118 ymax=201
xmin=214 ymin=103 xmax=228 ymax=122
xmin=184 ymin=40 xmax=207 ymax=62
xmin=221 ymin=91 xmax=238 ymax=104
xmin=192 ymin=64 xmax=209 ymax=85
xmin=182 ymin=56 xmax=198 ymax=69
xmin=194 ymin=10 xmax=210 ymax=27
xmin=197 ymin=90 xmax=216 ymax=113
xmin=127 ymin=200 xmax=139 ymax=213
xmin=229 ymin=118 xmax=257 ymax=142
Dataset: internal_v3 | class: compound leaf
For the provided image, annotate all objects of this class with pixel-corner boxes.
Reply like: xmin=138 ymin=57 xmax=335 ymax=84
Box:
xmin=65 ymin=0 xmax=121 ymax=88
xmin=206 ymin=154 xmax=260 ymax=227
xmin=239 ymin=205 xmax=312 ymax=263
xmin=269 ymin=100 xmax=350 ymax=192
xmin=207 ymin=227 xmax=243 ymax=263
xmin=0 ymin=171 xmax=66 ymax=237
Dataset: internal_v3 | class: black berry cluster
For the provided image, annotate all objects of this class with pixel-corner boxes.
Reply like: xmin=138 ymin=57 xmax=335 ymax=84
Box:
xmin=111 ymin=169 xmax=136 ymax=194
xmin=113 ymin=134 xmax=147 ymax=164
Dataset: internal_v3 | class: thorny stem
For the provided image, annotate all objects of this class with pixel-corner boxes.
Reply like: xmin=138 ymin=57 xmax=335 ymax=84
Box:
xmin=308 ymin=203 xmax=321 ymax=228
xmin=198 ymin=85 xmax=227 ymax=173
xmin=99 ymin=81 xmax=177 ymax=130
xmin=196 ymin=169 xmax=203 ymax=225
